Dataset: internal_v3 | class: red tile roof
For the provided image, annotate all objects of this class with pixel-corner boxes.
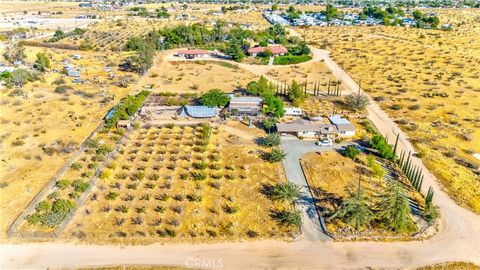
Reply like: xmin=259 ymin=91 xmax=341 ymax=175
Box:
xmin=247 ymin=45 xmax=288 ymax=54
xmin=177 ymin=49 xmax=210 ymax=55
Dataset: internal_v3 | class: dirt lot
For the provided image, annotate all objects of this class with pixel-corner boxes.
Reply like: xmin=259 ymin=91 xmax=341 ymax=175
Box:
xmin=137 ymin=53 xmax=258 ymax=94
xmin=302 ymin=9 xmax=480 ymax=213
xmin=0 ymin=46 xmax=133 ymax=238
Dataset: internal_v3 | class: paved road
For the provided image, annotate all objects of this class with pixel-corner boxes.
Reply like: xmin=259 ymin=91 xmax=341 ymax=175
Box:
xmin=281 ymin=138 xmax=334 ymax=241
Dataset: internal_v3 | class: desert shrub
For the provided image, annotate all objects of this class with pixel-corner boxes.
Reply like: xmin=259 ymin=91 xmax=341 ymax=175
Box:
xmin=36 ymin=200 xmax=51 ymax=212
xmin=105 ymin=192 xmax=119 ymax=200
xmin=56 ymin=179 xmax=71 ymax=190
xmin=223 ymin=204 xmax=239 ymax=214
xmin=391 ymin=104 xmax=403 ymax=110
xmin=408 ymin=104 xmax=421 ymax=110
xmin=71 ymin=180 xmax=89 ymax=193
xmin=247 ymin=230 xmax=259 ymax=238
xmin=54 ymin=85 xmax=72 ymax=94
xmin=191 ymin=171 xmax=206 ymax=181
xmin=186 ymin=193 xmax=202 ymax=202
xmin=154 ymin=206 xmax=165 ymax=213
xmin=273 ymin=210 xmax=302 ymax=226
xmin=70 ymin=162 xmax=82 ymax=170
xmin=69 ymin=192 xmax=81 ymax=200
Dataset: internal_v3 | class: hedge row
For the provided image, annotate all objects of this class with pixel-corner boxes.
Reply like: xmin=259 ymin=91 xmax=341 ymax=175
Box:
xmin=105 ymin=90 xmax=150 ymax=128
xmin=273 ymin=54 xmax=312 ymax=65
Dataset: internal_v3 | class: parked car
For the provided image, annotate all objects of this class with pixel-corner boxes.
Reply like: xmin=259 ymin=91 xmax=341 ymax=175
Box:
xmin=316 ymin=139 xmax=333 ymax=147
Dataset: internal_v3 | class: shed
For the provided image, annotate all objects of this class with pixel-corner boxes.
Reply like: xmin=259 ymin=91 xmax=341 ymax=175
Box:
xmin=117 ymin=120 xmax=131 ymax=129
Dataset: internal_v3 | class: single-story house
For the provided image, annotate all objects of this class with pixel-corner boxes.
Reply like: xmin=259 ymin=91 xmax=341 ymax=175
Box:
xmin=228 ymin=96 xmax=263 ymax=116
xmin=328 ymin=115 xmax=356 ymax=137
xmin=284 ymin=107 xmax=303 ymax=116
xmin=177 ymin=49 xmax=210 ymax=59
xmin=277 ymin=116 xmax=356 ymax=139
xmin=178 ymin=105 xmax=219 ymax=118
xmin=247 ymin=45 xmax=287 ymax=57
xmin=276 ymin=118 xmax=320 ymax=138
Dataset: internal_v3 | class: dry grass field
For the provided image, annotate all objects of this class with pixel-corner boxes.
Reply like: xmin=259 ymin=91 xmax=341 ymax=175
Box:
xmin=137 ymin=53 xmax=258 ymax=94
xmin=0 ymin=46 xmax=134 ymax=238
xmin=302 ymin=9 xmax=480 ymax=213
xmin=62 ymin=123 xmax=295 ymax=243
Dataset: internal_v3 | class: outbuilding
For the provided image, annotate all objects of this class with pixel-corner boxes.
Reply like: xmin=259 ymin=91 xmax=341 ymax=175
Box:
xmin=178 ymin=105 xmax=219 ymax=118
xmin=228 ymin=96 xmax=263 ymax=116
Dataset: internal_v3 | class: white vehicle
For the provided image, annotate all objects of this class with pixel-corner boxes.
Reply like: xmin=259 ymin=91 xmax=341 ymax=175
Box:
xmin=316 ymin=139 xmax=333 ymax=147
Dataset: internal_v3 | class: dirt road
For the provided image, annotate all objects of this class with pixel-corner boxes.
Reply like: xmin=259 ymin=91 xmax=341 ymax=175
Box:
xmin=1 ymin=46 xmax=480 ymax=270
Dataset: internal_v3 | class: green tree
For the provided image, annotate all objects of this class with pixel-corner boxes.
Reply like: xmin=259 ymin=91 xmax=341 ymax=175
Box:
xmin=376 ymin=182 xmax=417 ymax=234
xmin=263 ymin=147 xmax=287 ymax=162
xmin=263 ymin=117 xmax=278 ymax=133
xmin=288 ymin=80 xmax=307 ymax=106
xmin=261 ymin=133 xmax=281 ymax=147
xmin=34 ymin=52 xmax=51 ymax=72
xmin=199 ymin=89 xmax=230 ymax=107
xmin=8 ymin=69 xmax=33 ymax=87
xmin=343 ymin=145 xmax=360 ymax=160
xmin=225 ymin=41 xmax=245 ymax=62
xmin=3 ymin=42 xmax=25 ymax=63
xmin=271 ymin=182 xmax=301 ymax=202
xmin=274 ymin=209 xmax=302 ymax=226
xmin=323 ymin=3 xmax=339 ymax=21
xmin=345 ymin=92 xmax=369 ymax=111
xmin=271 ymin=3 xmax=279 ymax=11
xmin=330 ymin=183 xmax=373 ymax=231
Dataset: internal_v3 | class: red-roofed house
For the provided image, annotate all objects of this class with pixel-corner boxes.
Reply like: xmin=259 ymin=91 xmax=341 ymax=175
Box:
xmin=177 ymin=49 xmax=211 ymax=59
xmin=247 ymin=45 xmax=288 ymax=57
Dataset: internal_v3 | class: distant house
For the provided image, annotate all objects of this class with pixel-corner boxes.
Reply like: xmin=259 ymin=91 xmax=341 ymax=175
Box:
xmin=284 ymin=107 xmax=303 ymax=116
xmin=328 ymin=115 xmax=356 ymax=137
xmin=228 ymin=96 xmax=263 ymax=116
xmin=177 ymin=49 xmax=210 ymax=59
xmin=79 ymin=3 xmax=93 ymax=8
xmin=276 ymin=118 xmax=320 ymax=138
xmin=178 ymin=105 xmax=219 ymax=118
xmin=247 ymin=45 xmax=287 ymax=57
